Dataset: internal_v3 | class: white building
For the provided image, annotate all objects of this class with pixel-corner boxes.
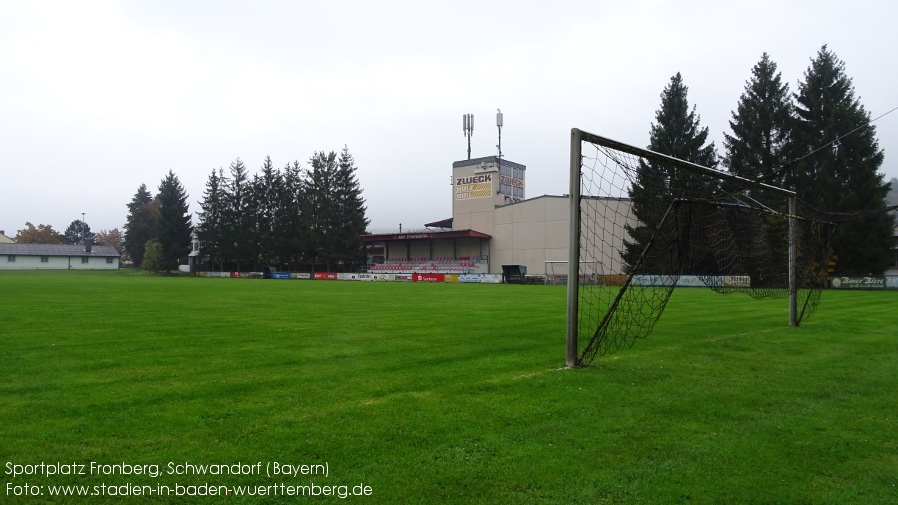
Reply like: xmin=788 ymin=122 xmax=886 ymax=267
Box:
xmin=0 ymin=243 xmax=120 ymax=270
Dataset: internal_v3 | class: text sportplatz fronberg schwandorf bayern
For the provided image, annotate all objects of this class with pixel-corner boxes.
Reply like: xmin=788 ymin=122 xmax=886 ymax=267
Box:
xmin=5 ymin=461 xmax=374 ymax=499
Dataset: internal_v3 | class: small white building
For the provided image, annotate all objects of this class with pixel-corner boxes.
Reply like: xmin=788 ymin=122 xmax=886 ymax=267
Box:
xmin=0 ymin=243 xmax=120 ymax=270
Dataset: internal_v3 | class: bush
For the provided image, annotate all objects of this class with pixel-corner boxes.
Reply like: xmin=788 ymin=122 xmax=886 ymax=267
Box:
xmin=142 ymin=239 xmax=164 ymax=273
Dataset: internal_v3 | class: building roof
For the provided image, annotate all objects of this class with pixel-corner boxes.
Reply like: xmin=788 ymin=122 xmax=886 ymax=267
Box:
xmin=424 ymin=217 xmax=453 ymax=229
xmin=452 ymin=155 xmax=526 ymax=170
xmin=0 ymin=243 xmax=121 ymax=257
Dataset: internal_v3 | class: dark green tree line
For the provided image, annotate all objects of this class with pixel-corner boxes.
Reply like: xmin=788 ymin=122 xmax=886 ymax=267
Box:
xmin=625 ymin=46 xmax=893 ymax=276
xmin=724 ymin=47 xmax=892 ymax=275
xmin=196 ymin=148 xmax=369 ymax=272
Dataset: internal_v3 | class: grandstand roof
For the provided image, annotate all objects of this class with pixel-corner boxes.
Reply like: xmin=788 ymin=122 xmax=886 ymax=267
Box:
xmin=424 ymin=217 xmax=453 ymax=229
xmin=362 ymin=229 xmax=491 ymax=243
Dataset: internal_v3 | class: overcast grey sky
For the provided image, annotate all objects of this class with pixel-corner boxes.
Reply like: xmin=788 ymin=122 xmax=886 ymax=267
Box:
xmin=2 ymin=0 xmax=896 ymax=236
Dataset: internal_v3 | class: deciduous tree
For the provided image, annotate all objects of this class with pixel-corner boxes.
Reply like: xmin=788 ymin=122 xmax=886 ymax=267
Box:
xmin=96 ymin=228 xmax=124 ymax=253
xmin=15 ymin=222 xmax=65 ymax=244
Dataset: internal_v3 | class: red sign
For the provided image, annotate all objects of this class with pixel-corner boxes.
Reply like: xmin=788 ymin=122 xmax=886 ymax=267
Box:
xmin=313 ymin=272 xmax=338 ymax=280
xmin=413 ymin=273 xmax=445 ymax=283
xmin=231 ymin=272 xmax=241 ymax=278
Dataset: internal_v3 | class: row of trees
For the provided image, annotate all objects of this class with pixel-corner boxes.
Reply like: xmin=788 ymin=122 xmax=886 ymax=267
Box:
xmin=18 ymin=146 xmax=368 ymax=274
xmin=196 ymin=147 xmax=369 ymax=272
xmin=624 ymin=45 xmax=894 ymax=275
xmin=14 ymin=220 xmax=122 ymax=251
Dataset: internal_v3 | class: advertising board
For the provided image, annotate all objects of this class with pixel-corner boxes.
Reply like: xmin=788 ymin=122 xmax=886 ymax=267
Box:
xmin=830 ymin=276 xmax=886 ymax=289
xmin=413 ymin=273 xmax=445 ymax=282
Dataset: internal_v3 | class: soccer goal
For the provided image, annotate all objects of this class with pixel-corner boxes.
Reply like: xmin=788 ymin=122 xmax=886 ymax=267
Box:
xmin=544 ymin=260 xmax=600 ymax=285
xmin=567 ymin=129 xmax=834 ymax=366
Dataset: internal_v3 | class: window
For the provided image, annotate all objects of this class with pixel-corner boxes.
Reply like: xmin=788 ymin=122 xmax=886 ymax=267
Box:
xmin=106 ymin=257 xmax=114 ymax=264
xmin=81 ymin=257 xmax=89 ymax=264
xmin=7 ymin=255 xmax=14 ymax=262
xmin=41 ymin=256 xmax=49 ymax=263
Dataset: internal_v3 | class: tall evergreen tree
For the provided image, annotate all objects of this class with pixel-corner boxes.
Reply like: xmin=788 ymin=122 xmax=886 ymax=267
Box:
xmin=278 ymin=160 xmax=307 ymax=270
xmin=123 ymin=183 xmax=158 ymax=267
xmin=156 ymin=170 xmax=193 ymax=271
xmin=723 ymin=53 xmax=793 ymax=186
xmin=790 ymin=46 xmax=892 ymax=274
xmin=197 ymin=168 xmax=227 ymax=271
xmin=333 ymin=146 xmax=370 ymax=270
xmin=222 ymin=158 xmax=252 ymax=271
xmin=251 ymin=156 xmax=282 ymax=268
xmin=623 ymin=73 xmax=719 ymax=270
xmin=306 ymin=151 xmax=338 ymax=271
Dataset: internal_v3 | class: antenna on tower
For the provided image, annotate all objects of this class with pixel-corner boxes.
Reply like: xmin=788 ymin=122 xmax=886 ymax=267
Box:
xmin=463 ymin=113 xmax=474 ymax=160
xmin=496 ymin=109 xmax=503 ymax=159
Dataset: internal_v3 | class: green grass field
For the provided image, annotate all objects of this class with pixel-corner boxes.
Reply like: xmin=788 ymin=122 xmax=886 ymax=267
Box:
xmin=1 ymin=270 xmax=896 ymax=504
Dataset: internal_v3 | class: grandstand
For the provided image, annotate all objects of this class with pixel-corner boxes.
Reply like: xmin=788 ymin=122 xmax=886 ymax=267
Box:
xmin=363 ymin=155 xmax=630 ymax=278
xmin=366 ymin=256 xmax=486 ymax=274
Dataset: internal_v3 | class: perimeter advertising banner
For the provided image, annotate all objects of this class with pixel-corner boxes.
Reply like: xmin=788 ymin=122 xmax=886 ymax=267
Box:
xmin=413 ymin=273 xmax=445 ymax=282
xmin=313 ymin=272 xmax=338 ymax=280
xmin=830 ymin=276 xmax=886 ymax=289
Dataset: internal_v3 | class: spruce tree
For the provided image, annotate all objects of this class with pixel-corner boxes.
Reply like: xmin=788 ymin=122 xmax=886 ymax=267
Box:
xmin=790 ymin=46 xmax=892 ymax=274
xmin=623 ymin=73 xmax=719 ymax=270
xmin=252 ymin=156 xmax=282 ymax=268
xmin=222 ymin=158 xmax=252 ymax=271
xmin=156 ymin=170 xmax=193 ymax=271
xmin=123 ymin=183 xmax=158 ymax=267
xmin=723 ymin=53 xmax=793 ymax=185
xmin=278 ymin=160 xmax=307 ymax=270
xmin=63 ymin=219 xmax=95 ymax=245
xmin=197 ymin=168 xmax=227 ymax=271
xmin=334 ymin=146 xmax=370 ymax=270
xmin=306 ymin=151 xmax=338 ymax=271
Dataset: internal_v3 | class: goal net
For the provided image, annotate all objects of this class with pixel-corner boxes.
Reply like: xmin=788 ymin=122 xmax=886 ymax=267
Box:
xmin=567 ymin=129 xmax=834 ymax=366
